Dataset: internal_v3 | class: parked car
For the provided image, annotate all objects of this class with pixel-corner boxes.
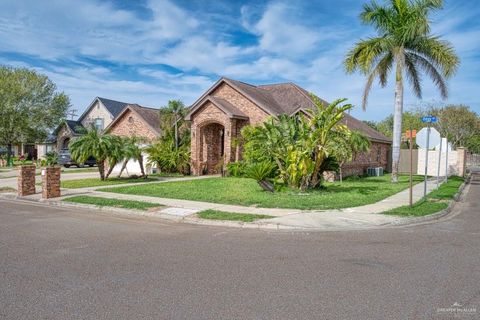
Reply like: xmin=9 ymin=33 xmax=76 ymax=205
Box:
xmin=58 ymin=149 xmax=96 ymax=168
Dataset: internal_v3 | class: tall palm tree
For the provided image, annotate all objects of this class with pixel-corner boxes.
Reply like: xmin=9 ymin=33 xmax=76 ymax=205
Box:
xmin=344 ymin=0 xmax=459 ymax=182
xmin=69 ymin=129 xmax=122 ymax=180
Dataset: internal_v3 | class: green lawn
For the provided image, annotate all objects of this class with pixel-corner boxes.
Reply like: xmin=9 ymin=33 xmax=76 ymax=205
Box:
xmin=150 ymin=172 xmax=184 ymax=178
xmin=61 ymin=177 xmax=158 ymax=189
xmin=383 ymin=176 xmax=464 ymax=216
xmin=0 ymin=186 xmax=16 ymax=193
xmin=101 ymin=174 xmax=423 ymax=210
xmin=197 ymin=210 xmax=274 ymax=222
xmin=63 ymin=196 xmax=163 ymax=211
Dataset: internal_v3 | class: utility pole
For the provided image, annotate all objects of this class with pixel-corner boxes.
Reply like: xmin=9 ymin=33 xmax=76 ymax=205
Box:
xmin=409 ymin=126 xmax=413 ymax=207
xmin=423 ymin=124 xmax=430 ymax=199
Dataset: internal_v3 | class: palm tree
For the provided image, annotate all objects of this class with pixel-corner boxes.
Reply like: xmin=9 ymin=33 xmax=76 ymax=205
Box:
xmin=307 ymin=96 xmax=353 ymax=188
xmin=117 ymin=136 xmax=147 ymax=178
xmin=344 ymin=0 xmax=459 ymax=182
xmin=69 ymin=129 xmax=122 ymax=180
xmin=161 ymin=100 xmax=186 ymax=150
xmin=104 ymin=137 xmax=125 ymax=179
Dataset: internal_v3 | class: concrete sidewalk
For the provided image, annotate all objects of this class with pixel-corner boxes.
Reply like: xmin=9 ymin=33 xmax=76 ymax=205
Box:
xmin=2 ymin=176 xmax=451 ymax=231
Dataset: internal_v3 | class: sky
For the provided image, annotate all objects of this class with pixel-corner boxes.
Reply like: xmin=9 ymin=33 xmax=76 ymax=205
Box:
xmin=0 ymin=0 xmax=479 ymax=121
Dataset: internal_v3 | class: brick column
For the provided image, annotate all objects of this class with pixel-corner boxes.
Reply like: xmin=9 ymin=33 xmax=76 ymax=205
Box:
xmin=456 ymin=147 xmax=467 ymax=177
xmin=42 ymin=166 xmax=61 ymax=199
xmin=17 ymin=165 xmax=36 ymax=196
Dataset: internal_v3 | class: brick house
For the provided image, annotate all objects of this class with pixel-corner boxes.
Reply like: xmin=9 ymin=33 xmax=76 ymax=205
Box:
xmin=47 ymin=97 xmax=130 ymax=154
xmin=104 ymin=104 xmax=161 ymax=175
xmin=186 ymin=77 xmax=391 ymax=177
xmin=105 ymin=104 xmax=161 ymax=141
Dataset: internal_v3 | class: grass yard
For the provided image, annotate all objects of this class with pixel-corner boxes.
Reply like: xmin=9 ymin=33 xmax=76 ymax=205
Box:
xmin=61 ymin=177 xmax=158 ymax=189
xmin=197 ymin=210 xmax=274 ymax=222
xmin=150 ymin=172 xmax=184 ymax=178
xmin=101 ymin=174 xmax=424 ymax=210
xmin=63 ymin=196 xmax=163 ymax=211
xmin=0 ymin=186 xmax=16 ymax=193
xmin=383 ymin=176 xmax=464 ymax=216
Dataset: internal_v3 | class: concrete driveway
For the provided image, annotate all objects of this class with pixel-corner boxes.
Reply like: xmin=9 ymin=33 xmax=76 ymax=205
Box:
xmin=0 ymin=171 xmax=479 ymax=319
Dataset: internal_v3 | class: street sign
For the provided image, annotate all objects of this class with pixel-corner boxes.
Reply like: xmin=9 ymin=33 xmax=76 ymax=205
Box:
xmin=421 ymin=115 xmax=437 ymax=123
xmin=416 ymin=127 xmax=440 ymax=149
xmin=405 ymin=129 xmax=417 ymax=139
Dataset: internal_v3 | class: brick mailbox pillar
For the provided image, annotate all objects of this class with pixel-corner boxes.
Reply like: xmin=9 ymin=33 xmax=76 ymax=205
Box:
xmin=42 ymin=166 xmax=61 ymax=199
xmin=17 ymin=165 xmax=36 ymax=196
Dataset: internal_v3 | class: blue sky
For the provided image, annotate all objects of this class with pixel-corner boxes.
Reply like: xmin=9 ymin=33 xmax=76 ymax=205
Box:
xmin=0 ymin=0 xmax=479 ymax=121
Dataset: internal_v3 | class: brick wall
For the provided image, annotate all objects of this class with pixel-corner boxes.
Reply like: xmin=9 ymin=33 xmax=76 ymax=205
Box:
xmin=212 ymin=83 xmax=269 ymax=125
xmin=341 ymin=142 xmax=390 ymax=176
xmin=57 ymin=125 xmax=72 ymax=150
xmin=108 ymin=109 xmax=159 ymax=141
xmin=189 ymin=81 xmax=392 ymax=178
xmin=42 ymin=167 xmax=61 ymax=199
xmin=17 ymin=165 xmax=36 ymax=196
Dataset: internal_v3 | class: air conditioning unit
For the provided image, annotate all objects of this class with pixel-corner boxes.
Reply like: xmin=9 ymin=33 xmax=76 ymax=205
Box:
xmin=367 ymin=167 xmax=384 ymax=176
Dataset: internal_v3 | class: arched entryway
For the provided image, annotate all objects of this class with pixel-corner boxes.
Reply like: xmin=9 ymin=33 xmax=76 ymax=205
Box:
xmin=61 ymin=137 xmax=70 ymax=150
xmin=199 ymin=122 xmax=225 ymax=174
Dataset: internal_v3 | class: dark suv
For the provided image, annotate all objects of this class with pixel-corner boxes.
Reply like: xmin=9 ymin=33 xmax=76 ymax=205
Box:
xmin=58 ymin=149 xmax=96 ymax=168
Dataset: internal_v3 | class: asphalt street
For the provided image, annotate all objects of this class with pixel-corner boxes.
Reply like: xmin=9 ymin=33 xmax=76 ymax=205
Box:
xmin=1 ymin=172 xmax=479 ymax=319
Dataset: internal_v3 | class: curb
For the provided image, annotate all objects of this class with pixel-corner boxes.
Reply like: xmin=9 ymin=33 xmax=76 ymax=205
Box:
xmin=382 ymin=177 xmax=469 ymax=227
xmin=0 ymin=176 xmax=470 ymax=232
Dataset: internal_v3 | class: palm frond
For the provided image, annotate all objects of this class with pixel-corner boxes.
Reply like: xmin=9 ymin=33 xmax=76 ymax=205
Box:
xmin=409 ymin=36 xmax=459 ymax=77
xmin=404 ymin=52 xmax=423 ymax=98
xmin=406 ymin=51 xmax=448 ymax=98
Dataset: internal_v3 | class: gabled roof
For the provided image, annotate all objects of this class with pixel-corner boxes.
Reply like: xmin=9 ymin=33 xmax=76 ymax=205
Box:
xmin=104 ymin=104 xmax=161 ymax=136
xmin=340 ymin=113 xmax=391 ymax=143
xmin=186 ymin=77 xmax=391 ymax=144
xmin=185 ymin=95 xmax=248 ymax=121
xmin=52 ymin=120 xmax=86 ymax=136
xmin=78 ymin=97 xmax=130 ymax=122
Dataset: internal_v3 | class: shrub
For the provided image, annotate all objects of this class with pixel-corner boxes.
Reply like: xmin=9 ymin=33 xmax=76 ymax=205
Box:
xmin=226 ymin=162 xmax=246 ymax=177
xmin=245 ymin=161 xmax=276 ymax=192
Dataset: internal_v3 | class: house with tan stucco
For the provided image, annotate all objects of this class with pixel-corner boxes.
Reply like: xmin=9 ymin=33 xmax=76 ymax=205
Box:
xmin=186 ymin=77 xmax=391 ymax=177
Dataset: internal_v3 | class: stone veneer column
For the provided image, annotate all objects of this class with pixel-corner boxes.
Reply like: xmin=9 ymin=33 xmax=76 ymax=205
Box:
xmin=456 ymin=147 xmax=467 ymax=177
xmin=42 ymin=166 xmax=61 ymax=199
xmin=17 ymin=165 xmax=36 ymax=196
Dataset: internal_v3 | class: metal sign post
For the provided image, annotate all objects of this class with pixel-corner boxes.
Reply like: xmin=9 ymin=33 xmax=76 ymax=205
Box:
xmin=436 ymin=138 xmax=443 ymax=189
xmin=409 ymin=127 xmax=413 ymax=207
xmin=423 ymin=125 xmax=430 ymax=198
xmin=445 ymin=138 xmax=448 ymax=182
xmin=418 ymin=116 xmax=439 ymax=199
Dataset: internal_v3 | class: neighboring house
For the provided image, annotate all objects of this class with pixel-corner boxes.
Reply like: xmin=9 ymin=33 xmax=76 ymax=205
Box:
xmin=105 ymin=104 xmax=161 ymax=141
xmin=50 ymin=97 xmax=130 ymax=152
xmin=105 ymin=104 xmax=161 ymax=176
xmin=186 ymin=77 xmax=391 ymax=176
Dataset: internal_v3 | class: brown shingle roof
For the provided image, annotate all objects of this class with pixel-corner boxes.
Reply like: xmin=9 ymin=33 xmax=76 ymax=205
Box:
xmin=128 ymin=104 xmax=161 ymax=134
xmin=187 ymin=77 xmax=391 ymax=143
xmin=340 ymin=113 xmax=391 ymax=143
xmin=105 ymin=104 xmax=161 ymax=136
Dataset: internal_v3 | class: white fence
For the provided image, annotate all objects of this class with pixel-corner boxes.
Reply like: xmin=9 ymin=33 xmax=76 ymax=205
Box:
xmin=416 ymin=148 xmax=466 ymax=176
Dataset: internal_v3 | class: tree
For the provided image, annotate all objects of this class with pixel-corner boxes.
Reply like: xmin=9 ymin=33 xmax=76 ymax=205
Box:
xmin=307 ymin=96 xmax=353 ymax=188
xmin=430 ymin=105 xmax=479 ymax=149
xmin=376 ymin=111 xmax=425 ymax=139
xmin=117 ymin=136 xmax=147 ymax=178
xmin=344 ymin=0 xmax=459 ymax=182
xmin=160 ymin=100 xmax=187 ymax=150
xmin=146 ymin=100 xmax=190 ymax=174
xmin=241 ymin=97 xmax=353 ymax=191
xmin=69 ymin=129 xmax=122 ymax=180
xmin=0 ymin=66 xmax=70 ymax=163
